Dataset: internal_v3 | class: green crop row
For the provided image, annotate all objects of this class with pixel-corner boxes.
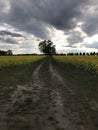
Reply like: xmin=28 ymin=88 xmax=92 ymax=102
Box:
xmin=0 ymin=56 xmax=45 ymax=71
xmin=53 ymin=56 xmax=98 ymax=74
xmin=0 ymin=56 xmax=45 ymax=86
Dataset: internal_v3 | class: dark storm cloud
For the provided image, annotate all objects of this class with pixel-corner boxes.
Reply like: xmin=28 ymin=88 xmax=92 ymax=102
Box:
xmin=81 ymin=0 xmax=98 ymax=36
xmin=1 ymin=0 xmax=89 ymax=39
xmin=1 ymin=0 xmax=98 ymax=48
xmin=0 ymin=36 xmax=19 ymax=44
xmin=0 ymin=37 xmax=19 ymax=44
xmin=82 ymin=12 xmax=98 ymax=36
xmin=4 ymin=37 xmax=18 ymax=44
xmin=0 ymin=30 xmax=23 ymax=37
xmin=0 ymin=32 xmax=19 ymax=44
xmin=67 ymin=31 xmax=84 ymax=45
xmin=0 ymin=29 xmax=22 ymax=44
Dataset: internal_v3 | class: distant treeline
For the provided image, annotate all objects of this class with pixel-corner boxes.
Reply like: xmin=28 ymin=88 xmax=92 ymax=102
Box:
xmin=16 ymin=52 xmax=98 ymax=56
xmin=0 ymin=50 xmax=98 ymax=56
xmin=56 ymin=52 xmax=98 ymax=56
xmin=0 ymin=50 xmax=13 ymax=56
xmin=16 ymin=54 xmax=42 ymax=56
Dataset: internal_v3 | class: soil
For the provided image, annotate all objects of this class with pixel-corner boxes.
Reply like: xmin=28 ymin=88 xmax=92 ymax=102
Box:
xmin=0 ymin=58 xmax=98 ymax=130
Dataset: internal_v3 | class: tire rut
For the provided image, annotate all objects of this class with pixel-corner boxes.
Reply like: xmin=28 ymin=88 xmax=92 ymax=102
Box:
xmin=49 ymin=59 xmax=85 ymax=130
xmin=0 ymin=60 xmax=46 ymax=130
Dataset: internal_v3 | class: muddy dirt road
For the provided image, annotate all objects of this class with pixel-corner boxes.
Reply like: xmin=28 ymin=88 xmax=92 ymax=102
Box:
xmin=0 ymin=58 xmax=97 ymax=130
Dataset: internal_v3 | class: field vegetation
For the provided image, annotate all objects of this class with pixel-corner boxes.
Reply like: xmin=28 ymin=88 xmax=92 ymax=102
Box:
xmin=0 ymin=56 xmax=45 ymax=86
xmin=53 ymin=55 xmax=98 ymax=101
xmin=53 ymin=56 xmax=98 ymax=74
xmin=0 ymin=55 xmax=98 ymax=130
xmin=0 ymin=56 xmax=45 ymax=69
xmin=53 ymin=56 xmax=98 ymax=129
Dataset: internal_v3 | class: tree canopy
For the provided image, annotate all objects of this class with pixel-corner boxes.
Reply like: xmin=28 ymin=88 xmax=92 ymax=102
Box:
xmin=0 ymin=50 xmax=13 ymax=56
xmin=39 ymin=40 xmax=56 ymax=55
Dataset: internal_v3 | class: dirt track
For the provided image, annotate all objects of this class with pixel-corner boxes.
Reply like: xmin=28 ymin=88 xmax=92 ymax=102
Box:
xmin=0 ymin=58 xmax=97 ymax=130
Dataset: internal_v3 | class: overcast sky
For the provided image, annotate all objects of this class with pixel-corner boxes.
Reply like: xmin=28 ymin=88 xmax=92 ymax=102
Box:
xmin=0 ymin=0 xmax=98 ymax=54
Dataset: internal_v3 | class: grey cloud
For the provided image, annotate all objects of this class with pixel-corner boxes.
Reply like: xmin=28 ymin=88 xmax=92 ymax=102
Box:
xmin=84 ymin=42 xmax=98 ymax=49
xmin=1 ymin=0 xmax=98 ymax=48
xmin=0 ymin=30 xmax=23 ymax=37
xmin=67 ymin=31 xmax=84 ymax=46
xmin=63 ymin=45 xmax=77 ymax=48
xmin=0 ymin=0 xmax=10 ymax=21
xmin=82 ymin=13 xmax=98 ymax=36
xmin=81 ymin=0 xmax=98 ymax=36
xmin=0 ymin=36 xmax=19 ymax=44
xmin=0 ymin=29 xmax=22 ymax=44
xmin=1 ymin=0 xmax=89 ymax=39
xmin=4 ymin=37 xmax=18 ymax=44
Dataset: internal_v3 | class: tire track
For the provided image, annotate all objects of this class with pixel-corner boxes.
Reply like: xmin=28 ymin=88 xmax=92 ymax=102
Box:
xmin=0 ymin=60 xmax=46 ymax=130
xmin=2 ymin=59 xmax=57 ymax=130
xmin=49 ymin=59 xmax=86 ymax=130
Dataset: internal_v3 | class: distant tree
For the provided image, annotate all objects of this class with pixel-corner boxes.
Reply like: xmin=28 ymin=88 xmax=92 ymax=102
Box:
xmin=0 ymin=50 xmax=6 ymax=56
xmin=6 ymin=50 xmax=13 ymax=55
xmin=83 ymin=52 xmax=85 ymax=56
xmin=39 ymin=40 xmax=56 ymax=55
xmin=86 ymin=52 xmax=89 ymax=56
xmin=79 ymin=52 xmax=82 ymax=56
xmin=90 ymin=52 xmax=93 ymax=56
xmin=67 ymin=53 xmax=74 ymax=56
xmin=92 ymin=52 xmax=96 ymax=56
xmin=75 ymin=53 xmax=79 ymax=56
xmin=96 ymin=52 xmax=98 ymax=56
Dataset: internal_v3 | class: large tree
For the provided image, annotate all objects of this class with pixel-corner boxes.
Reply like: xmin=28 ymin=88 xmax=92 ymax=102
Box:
xmin=39 ymin=40 xmax=56 ymax=55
